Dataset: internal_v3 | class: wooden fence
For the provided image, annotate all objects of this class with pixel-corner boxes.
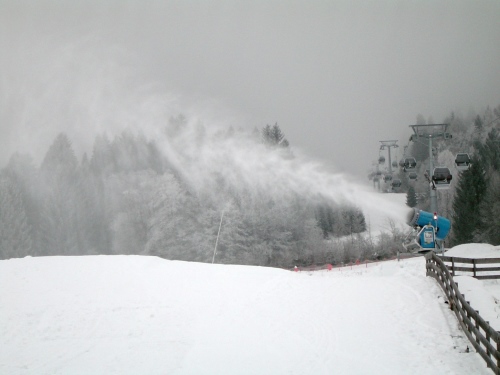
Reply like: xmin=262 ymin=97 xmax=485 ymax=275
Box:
xmin=441 ymin=255 xmax=500 ymax=280
xmin=426 ymin=252 xmax=500 ymax=374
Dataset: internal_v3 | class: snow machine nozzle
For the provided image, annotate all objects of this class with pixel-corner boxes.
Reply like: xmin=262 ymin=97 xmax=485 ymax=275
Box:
xmin=406 ymin=208 xmax=451 ymax=241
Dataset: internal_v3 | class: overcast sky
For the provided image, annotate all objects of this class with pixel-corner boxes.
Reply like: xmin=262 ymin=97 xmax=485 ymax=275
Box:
xmin=1 ymin=0 xmax=499 ymax=180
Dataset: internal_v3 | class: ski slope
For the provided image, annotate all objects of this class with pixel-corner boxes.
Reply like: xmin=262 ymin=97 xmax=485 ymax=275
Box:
xmin=0 ymin=254 xmax=491 ymax=375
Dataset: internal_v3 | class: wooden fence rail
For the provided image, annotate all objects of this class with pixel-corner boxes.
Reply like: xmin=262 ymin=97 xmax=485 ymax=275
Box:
xmin=441 ymin=255 xmax=500 ymax=280
xmin=426 ymin=252 xmax=500 ymax=374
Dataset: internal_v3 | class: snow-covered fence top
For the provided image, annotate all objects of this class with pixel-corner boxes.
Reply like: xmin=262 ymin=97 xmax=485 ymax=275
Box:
xmin=441 ymin=256 xmax=500 ymax=280
xmin=426 ymin=252 xmax=500 ymax=375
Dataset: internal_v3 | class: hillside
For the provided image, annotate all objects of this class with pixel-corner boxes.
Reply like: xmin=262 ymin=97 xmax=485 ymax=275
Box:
xmin=0 ymin=254 xmax=490 ymax=375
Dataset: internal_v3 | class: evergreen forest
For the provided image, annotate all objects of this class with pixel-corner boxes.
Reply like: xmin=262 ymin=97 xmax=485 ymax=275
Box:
xmin=0 ymin=119 xmax=367 ymax=267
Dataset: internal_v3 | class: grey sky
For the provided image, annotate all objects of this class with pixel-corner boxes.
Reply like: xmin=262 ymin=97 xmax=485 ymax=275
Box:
xmin=1 ymin=0 xmax=499 ymax=180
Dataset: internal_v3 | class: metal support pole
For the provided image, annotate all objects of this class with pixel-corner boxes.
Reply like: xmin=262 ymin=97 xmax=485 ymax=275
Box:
xmin=429 ymin=135 xmax=437 ymax=214
xmin=212 ymin=210 xmax=224 ymax=264
xmin=409 ymin=124 xmax=451 ymax=254
xmin=379 ymin=140 xmax=398 ymax=177
xmin=388 ymin=146 xmax=393 ymax=175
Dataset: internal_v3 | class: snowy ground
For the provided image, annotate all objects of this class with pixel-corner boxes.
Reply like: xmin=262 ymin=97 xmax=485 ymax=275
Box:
xmin=444 ymin=244 xmax=500 ymax=333
xmin=0 ymin=252 xmax=494 ymax=375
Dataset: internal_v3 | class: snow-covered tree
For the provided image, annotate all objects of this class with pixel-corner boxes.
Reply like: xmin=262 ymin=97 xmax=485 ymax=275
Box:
xmin=261 ymin=123 xmax=289 ymax=149
xmin=406 ymin=186 xmax=417 ymax=208
xmin=0 ymin=174 xmax=32 ymax=259
xmin=90 ymin=134 xmax=114 ymax=176
xmin=144 ymin=172 xmax=195 ymax=259
xmin=39 ymin=133 xmax=80 ymax=255
xmin=106 ymin=170 xmax=157 ymax=255
xmin=3 ymin=153 xmax=43 ymax=255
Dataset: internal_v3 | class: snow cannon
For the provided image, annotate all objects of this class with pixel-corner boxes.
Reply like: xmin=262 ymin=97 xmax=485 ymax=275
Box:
xmin=406 ymin=208 xmax=451 ymax=241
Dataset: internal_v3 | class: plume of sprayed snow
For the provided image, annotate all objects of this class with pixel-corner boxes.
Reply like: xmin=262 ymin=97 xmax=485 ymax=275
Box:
xmin=150 ymin=116 xmax=409 ymax=233
xmin=1 ymin=35 xmax=408 ymax=233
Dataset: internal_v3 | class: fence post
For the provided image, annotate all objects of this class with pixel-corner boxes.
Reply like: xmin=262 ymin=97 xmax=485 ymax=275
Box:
xmin=443 ymin=276 xmax=449 ymax=297
xmin=475 ymin=311 xmax=480 ymax=346
xmin=451 ymin=282 xmax=457 ymax=309
xmin=451 ymin=257 xmax=455 ymax=276
xmin=486 ymin=322 xmax=491 ymax=360
xmin=467 ymin=302 xmax=471 ymax=333
xmin=496 ymin=332 xmax=500 ymax=369
xmin=428 ymin=254 xmax=500 ymax=374
xmin=461 ymin=294 xmax=465 ymax=322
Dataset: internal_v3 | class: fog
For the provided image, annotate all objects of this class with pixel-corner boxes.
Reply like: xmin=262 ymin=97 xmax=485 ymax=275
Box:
xmin=1 ymin=0 xmax=499 ymax=179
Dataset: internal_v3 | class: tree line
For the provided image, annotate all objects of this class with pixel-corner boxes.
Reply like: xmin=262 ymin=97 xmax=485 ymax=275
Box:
xmin=0 ymin=119 xmax=369 ymax=266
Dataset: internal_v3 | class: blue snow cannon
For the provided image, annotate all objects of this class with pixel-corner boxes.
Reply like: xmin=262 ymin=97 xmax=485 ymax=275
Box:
xmin=419 ymin=225 xmax=436 ymax=249
xmin=406 ymin=208 xmax=451 ymax=241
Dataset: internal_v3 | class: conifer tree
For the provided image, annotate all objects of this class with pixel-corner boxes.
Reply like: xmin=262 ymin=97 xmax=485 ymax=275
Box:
xmin=479 ymin=171 xmax=500 ymax=245
xmin=0 ymin=174 xmax=32 ymax=259
xmin=76 ymin=153 xmax=111 ymax=254
xmin=145 ymin=172 xmax=190 ymax=258
xmin=40 ymin=133 xmax=80 ymax=255
xmin=451 ymin=155 xmax=486 ymax=245
xmin=3 ymin=153 xmax=43 ymax=255
xmin=315 ymin=204 xmax=335 ymax=237
xmin=476 ymin=128 xmax=500 ymax=171
xmin=474 ymin=115 xmax=484 ymax=139
xmin=261 ymin=123 xmax=289 ymax=148
xmin=406 ymin=186 xmax=417 ymax=208
xmin=341 ymin=206 xmax=366 ymax=235
xmin=90 ymin=134 xmax=113 ymax=176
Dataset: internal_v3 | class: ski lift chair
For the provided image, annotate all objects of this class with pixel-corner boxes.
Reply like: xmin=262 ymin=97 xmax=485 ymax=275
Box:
xmin=392 ymin=160 xmax=398 ymax=168
xmin=383 ymin=174 xmax=393 ymax=182
xmin=432 ymin=167 xmax=452 ymax=190
xmin=408 ymin=171 xmax=418 ymax=180
xmin=391 ymin=179 xmax=402 ymax=188
xmin=455 ymin=153 xmax=471 ymax=171
xmin=378 ymin=156 xmax=385 ymax=164
xmin=403 ymin=157 xmax=417 ymax=171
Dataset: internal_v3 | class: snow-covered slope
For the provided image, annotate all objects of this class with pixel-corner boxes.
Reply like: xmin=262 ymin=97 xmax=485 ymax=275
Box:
xmin=0 ymin=255 xmax=490 ymax=375
xmin=447 ymin=243 xmax=500 ymax=259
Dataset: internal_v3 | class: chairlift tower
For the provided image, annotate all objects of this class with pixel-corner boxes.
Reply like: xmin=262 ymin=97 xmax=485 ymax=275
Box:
xmin=379 ymin=140 xmax=399 ymax=175
xmin=409 ymin=124 xmax=452 ymax=214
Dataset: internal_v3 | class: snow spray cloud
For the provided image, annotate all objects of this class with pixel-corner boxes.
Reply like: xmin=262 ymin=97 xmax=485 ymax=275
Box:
xmin=1 ymin=36 xmax=408 ymax=233
xmin=151 ymin=117 xmax=409 ymax=233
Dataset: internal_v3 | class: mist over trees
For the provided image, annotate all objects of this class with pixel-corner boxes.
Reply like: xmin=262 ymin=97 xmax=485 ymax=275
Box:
xmin=0 ymin=120 xmax=369 ymax=266
xmin=5 ymin=102 xmax=497 ymax=265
